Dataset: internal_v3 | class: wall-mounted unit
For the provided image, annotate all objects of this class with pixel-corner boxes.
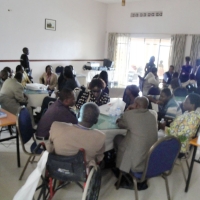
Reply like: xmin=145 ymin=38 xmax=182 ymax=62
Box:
xmin=130 ymin=11 xmax=163 ymax=18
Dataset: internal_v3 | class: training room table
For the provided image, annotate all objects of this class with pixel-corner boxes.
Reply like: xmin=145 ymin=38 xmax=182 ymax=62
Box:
xmin=24 ymin=89 xmax=49 ymax=107
xmin=185 ymin=137 xmax=200 ymax=192
xmin=92 ymin=114 xmax=126 ymax=152
xmin=0 ymin=109 xmax=20 ymax=167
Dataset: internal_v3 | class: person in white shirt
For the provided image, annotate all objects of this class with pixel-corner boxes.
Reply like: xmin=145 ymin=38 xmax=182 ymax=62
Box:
xmin=142 ymin=67 xmax=159 ymax=95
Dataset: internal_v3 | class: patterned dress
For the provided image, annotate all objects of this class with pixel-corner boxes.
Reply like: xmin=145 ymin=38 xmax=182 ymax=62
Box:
xmin=76 ymin=91 xmax=110 ymax=109
xmin=166 ymin=110 xmax=200 ymax=153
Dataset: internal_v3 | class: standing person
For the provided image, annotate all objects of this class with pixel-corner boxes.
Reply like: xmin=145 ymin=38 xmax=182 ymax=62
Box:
xmin=179 ymin=56 xmax=193 ymax=83
xmin=49 ymin=102 xmax=106 ymax=166
xmin=144 ymin=56 xmax=156 ymax=77
xmin=20 ymin=47 xmax=30 ymax=74
xmin=39 ymin=65 xmax=58 ymax=94
xmin=163 ymin=65 xmax=175 ymax=85
xmin=157 ymin=60 xmax=164 ymax=78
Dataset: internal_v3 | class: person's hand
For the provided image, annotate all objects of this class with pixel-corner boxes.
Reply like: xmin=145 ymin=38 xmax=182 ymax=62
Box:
xmin=156 ymin=100 xmax=162 ymax=105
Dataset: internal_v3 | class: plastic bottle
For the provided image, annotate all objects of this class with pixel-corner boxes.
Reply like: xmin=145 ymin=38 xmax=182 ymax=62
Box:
xmin=160 ymin=118 xmax=165 ymax=124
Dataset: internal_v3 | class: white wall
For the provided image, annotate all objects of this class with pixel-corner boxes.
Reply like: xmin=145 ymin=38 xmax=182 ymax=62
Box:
xmin=0 ymin=0 xmax=107 ymax=81
xmin=106 ymin=0 xmax=200 ymax=60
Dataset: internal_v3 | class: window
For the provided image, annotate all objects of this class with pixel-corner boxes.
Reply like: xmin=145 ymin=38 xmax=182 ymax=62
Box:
xmin=113 ymin=36 xmax=171 ymax=86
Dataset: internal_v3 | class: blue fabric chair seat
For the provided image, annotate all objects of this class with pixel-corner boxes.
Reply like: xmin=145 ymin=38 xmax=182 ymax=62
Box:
xmin=30 ymin=142 xmax=44 ymax=155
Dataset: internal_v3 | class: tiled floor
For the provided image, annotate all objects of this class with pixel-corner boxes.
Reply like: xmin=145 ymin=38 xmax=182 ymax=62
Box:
xmin=1 ymin=131 xmax=200 ymax=200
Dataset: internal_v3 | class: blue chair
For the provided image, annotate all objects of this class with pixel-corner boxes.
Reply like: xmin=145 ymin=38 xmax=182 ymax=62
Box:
xmin=116 ymin=136 xmax=181 ymax=200
xmin=16 ymin=106 xmax=46 ymax=180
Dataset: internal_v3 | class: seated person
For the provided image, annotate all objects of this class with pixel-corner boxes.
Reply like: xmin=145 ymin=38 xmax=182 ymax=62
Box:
xmin=93 ymin=71 xmax=109 ymax=94
xmin=163 ymin=65 xmax=174 ymax=85
xmin=3 ymin=66 xmax=14 ymax=78
xmin=170 ymin=72 xmax=181 ymax=93
xmin=49 ymin=102 xmax=106 ymax=166
xmin=39 ymin=65 xmax=57 ymax=93
xmin=0 ymin=69 xmax=9 ymax=90
xmin=76 ymin=78 xmax=110 ymax=109
xmin=35 ymin=88 xmax=78 ymax=140
xmin=115 ymin=97 xmax=157 ymax=174
xmin=122 ymin=85 xmax=139 ymax=110
xmin=16 ymin=65 xmax=31 ymax=87
xmin=0 ymin=72 xmax=28 ymax=115
xmin=161 ymin=93 xmax=200 ymax=155
xmin=182 ymin=73 xmax=197 ymax=88
xmin=158 ymin=88 xmax=182 ymax=120
xmin=58 ymin=66 xmax=78 ymax=91
xmin=142 ymin=67 xmax=159 ymax=96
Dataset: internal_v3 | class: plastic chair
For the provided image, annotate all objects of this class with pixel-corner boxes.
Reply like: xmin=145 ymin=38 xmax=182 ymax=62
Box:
xmin=16 ymin=106 xmax=46 ymax=180
xmin=178 ymin=124 xmax=200 ymax=182
xmin=34 ymin=149 xmax=101 ymax=200
xmin=116 ymin=136 xmax=181 ymax=200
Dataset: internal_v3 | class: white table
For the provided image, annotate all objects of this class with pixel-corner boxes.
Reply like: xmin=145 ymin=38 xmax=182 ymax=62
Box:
xmin=24 ymin=89 xmax=49 ymax=107
xmin=92 ymin=114 xmax=126 ymax=151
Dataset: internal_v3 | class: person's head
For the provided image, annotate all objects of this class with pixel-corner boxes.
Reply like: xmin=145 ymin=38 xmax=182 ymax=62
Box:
xmin=159 ymin=88 xmax=172 ymax=105
xmin=183 ymin=93 xmax=200 ymax=112
xmin=189 ymin=74 xmax=196 ymax=80
xmin=131 ymin=96 xmax=149 ymax=109
xmin=0 ymin=70 xmax=8 ymax=81
xmin=14 ymin=72 xmax=23 ymax=83
xmin=16 ymin=65 xmax=24 ymax=73
xmin=89 ymin=78 xmax=106 ymax=99
xmin=185 ymin=56 xmax=190 ymax=64
xmin=125 ymin=85 xmax=139 ymax=99
xmin=78 ymin=102 xmax=100 ymax=127
xmin=151 ymin=67 xmax=157 ymax=76
xmin=63 ymin=67 xmax=74 ymax=79
xmin=59 ymin=88 xmax=75 ymax=107
xmin=3 ymin=66 xmax=12 ymax=78
xmin=45 ymin=65 xmax=52 ymax=75
xmin=99 ymin=71 xmax=108 ymax=85
xmin=169 ymin=65 xmax=175 ymax=73
xmin=172 ymin=72 xmax=179 ymax=78
xmin=149 ymin=56 xmax=155 ymax=63
xmin=23 ymin=47 xmax=29 ymax=55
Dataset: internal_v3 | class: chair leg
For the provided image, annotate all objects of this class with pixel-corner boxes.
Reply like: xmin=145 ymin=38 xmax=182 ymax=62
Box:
xmin=31 ymin=156 xmax=36 ymax=163
xmin=116 ymin=172 xmax=123 ymax=190
xmin=179 ymin=160 xmax=187 ymax=183
xmin=186 ymin=159 xmax=189 ymax=170
xmin=162 ymin=175 xmax=171 ymax=200
xmin=19 ymin=155 xmax=32 ymax=180
xmin=133 ymin=177 xmax=139 ymax=200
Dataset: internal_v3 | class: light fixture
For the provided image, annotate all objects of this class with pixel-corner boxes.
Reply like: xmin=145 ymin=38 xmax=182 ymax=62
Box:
xmin=122 ymin=0 xmax=125 ymax=6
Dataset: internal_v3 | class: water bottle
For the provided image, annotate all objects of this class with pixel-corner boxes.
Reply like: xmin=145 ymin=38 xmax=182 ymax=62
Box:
xmin=160 ymin=118 xmax=165 ymax=124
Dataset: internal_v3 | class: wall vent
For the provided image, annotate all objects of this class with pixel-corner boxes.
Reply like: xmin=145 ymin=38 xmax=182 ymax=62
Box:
xmin=130 ymin=11 xmax=163 ymax=18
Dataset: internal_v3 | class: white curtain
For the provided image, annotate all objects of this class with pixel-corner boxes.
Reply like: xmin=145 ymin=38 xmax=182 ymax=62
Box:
xmin=108 ymin=33 xmax=131 ymax=85
xmin=170 ymin=34 xmax=187 ymax=72
xmin=190 ymin=35 xmax=200 ymax=72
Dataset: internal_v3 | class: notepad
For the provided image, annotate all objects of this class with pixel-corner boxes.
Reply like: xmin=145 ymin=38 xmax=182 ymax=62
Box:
xmin=0 ymin=110 xmax=7 ymax=118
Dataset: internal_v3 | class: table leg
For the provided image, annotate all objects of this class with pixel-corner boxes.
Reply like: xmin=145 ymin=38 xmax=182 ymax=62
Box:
xmin=16 ymin=128 xmax=21 ymax=168
xmin=185 ymin=146 xmax=197 ymax=192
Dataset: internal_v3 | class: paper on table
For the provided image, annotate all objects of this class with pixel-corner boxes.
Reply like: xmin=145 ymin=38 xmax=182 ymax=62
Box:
xmin=151 ymin=102 xmax=158 ymax=112
xmin=99 ymin=99 xmax=126 ymax=116
xmin=26 ymin=83 xmax=48 ymax=90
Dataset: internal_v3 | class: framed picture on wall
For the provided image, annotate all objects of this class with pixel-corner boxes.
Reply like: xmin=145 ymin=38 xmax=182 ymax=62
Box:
xmin=45 ymin=19 xmax=56 ymax=31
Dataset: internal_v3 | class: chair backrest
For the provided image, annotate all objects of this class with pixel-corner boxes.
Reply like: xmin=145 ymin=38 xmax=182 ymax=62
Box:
xmin=142 ymin=136 xmax=181 ymax=179
xmin=17 ymin=106 xmax=34 ymax=144
xmin=46 ymin=149 xmax=87 ymax=182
